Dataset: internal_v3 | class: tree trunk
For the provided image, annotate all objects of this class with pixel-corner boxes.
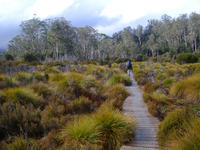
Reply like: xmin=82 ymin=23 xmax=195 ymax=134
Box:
xmin=56 ymin=41 xmax=59 ymax=60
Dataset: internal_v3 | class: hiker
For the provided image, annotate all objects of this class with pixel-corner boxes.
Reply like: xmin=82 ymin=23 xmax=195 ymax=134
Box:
xmin=126 ymin=60 xmax=132 ymax=76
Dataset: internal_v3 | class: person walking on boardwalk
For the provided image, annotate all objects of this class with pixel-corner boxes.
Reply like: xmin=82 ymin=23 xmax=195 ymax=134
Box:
xmin=126 ymin=60 xmax=132 ymax=76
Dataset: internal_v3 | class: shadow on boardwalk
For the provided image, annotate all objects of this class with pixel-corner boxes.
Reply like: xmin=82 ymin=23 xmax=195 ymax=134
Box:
xmin=121 ymin=72 xmax=160 ymax=150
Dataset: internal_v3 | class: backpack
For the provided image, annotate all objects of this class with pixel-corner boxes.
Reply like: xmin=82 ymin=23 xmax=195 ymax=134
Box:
xmin=126 ymin=60 xmax=132 ymax=70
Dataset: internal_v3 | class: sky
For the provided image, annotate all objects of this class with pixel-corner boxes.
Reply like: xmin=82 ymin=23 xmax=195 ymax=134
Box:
xmin=0 ymin=0 xmax=200 ymax=49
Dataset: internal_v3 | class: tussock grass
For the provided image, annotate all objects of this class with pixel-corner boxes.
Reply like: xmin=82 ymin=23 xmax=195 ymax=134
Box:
xmin=0 ymin=74 xmax=18 ymax=89
xmin=0 ymin=136 xmax=29 ymax=150
xmin=158 ymin=107 xmax=194 ymax=147
xmin=68 ymin=96 xmax=92 ymax=114
xmin=106 ymin=73 xmax=132 ymax=87
xmin=14 ymin=72 xmax=33 ymax=85
xmin=170 ymin=74 xmax=200 ymax=104
xmin=105 ymin=84 xmax=129 ymax=109
xmin=1 ymin=88 xmax=43 ymax=107
xmin=31 ymin=82 xmax=52 ymax=98
xmin=60 ymin=103 xmax=136 ymax=150
xmin=34 ymin=71 xmax=48 ymax=81
xmin=57 ymin=72 xmax=101 ymax=99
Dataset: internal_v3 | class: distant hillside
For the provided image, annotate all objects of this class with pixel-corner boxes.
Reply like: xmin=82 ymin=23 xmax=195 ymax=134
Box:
xmin=0 ymin=49 xmax=5 ymax=54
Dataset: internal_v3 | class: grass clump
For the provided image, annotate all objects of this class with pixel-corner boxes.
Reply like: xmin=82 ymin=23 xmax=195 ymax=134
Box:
xmin=166 ymin=118 xmax=200 ymax=150
xmin=105 ymin=84 xmax=129 ymax=109
xmin=170 ymin=74 xmax=200 ymax=104
xmin=60 ymin=103 xmax=136 ymax=150
xmin=60 ymin=116 xmax=100 ymax=150
xmin=68 ymin=96 xmax=92 ymax=114
xmin=0 ymin=136 xmax=29 ymax=150
xmin=94 ymin=103 xmax=136 ymax=150
xmin=158 ymin=107 xmax=194 ymax=147
xmin=31 ymin=82 xmax=52 ymax=98
xmin=106 ymin=73 xmax=132 ymax=87
xmin=57 ymin=72 xmax=101 ymax=99
xmin=14 ymin=72 xmax=33 ymax=85
xmin=156 ymin=73 xmax=166 ymax=81
xmin=1 ymin=88 xmax=43 ymax=107
xmin=0 ymin=74 xmax=18 ymax=89
xmin=34 ymin=72 xmax=48 ymax=81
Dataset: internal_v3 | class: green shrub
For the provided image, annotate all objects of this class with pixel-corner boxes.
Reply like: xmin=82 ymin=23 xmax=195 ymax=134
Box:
xmin=2 ymin=88 xmax=43 ymax=107
xmin=156 ymin=73 xmax=166 ymax=81
xmin=176 ymin=53 xmax=198 ymax=64
xmin=0 ymin=74 xmax=18 ymax=89
xmin=162 ymin=78 xmax=174 ymax=87
xmin=4 ymin=53 xmax=14 ymax=61
xmin=22 ymin=52 xmax=38 ymax=62
xmin=106 ymin=74 xmax=132 ymax=87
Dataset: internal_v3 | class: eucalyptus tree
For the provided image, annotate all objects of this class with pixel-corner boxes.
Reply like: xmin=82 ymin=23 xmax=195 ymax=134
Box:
xmin=76 ymin=26 xmax=98 ymax=60
xmin=188 ymin=13 xmax=200 ymax=53
xmin=47 ymin=18 xmax=76 ymax=60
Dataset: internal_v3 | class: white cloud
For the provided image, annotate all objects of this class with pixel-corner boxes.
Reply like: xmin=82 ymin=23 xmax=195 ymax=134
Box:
xmin=96 ymin=0 xmax=200 ymax=34
xmin=27 ymin=0 xmax=75 ymax=18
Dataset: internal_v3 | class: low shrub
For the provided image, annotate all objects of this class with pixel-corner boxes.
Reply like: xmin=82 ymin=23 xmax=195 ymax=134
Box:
xmin=176 ymin=53 xmax=198 ymax=64
xmin=162 ymin=78 xmax=174 ymax=87
xmin=4 ymin=53 xmax=14 ymax=61
xmin=0 ymin=103 xmax=42 ymax=139
xmin=156 ymin=73 xmax=166 ymax=81
xmin=41 ymin=104 xmax=65 ymax=131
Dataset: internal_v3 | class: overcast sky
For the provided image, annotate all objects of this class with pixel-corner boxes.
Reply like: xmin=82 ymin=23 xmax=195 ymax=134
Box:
xmin=0 ymin=0 xmax=200 ymax=49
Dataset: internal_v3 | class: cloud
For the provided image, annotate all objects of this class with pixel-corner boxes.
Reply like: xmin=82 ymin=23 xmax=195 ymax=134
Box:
xmin=27 ymin=0 xmax=75 ymax=18
xmin=96 ymin=0 xmax=200 ymax=34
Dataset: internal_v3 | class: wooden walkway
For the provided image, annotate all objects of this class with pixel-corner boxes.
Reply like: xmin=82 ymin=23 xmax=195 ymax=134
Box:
xmin=120 ymin=72 xmax=160 ymax=150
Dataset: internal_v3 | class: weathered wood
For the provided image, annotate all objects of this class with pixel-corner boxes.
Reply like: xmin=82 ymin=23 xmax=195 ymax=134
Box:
xmin=121 ymin=72 xmax=160 ymax=150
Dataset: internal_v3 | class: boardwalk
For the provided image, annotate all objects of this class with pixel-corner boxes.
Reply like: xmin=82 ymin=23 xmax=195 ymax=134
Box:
xmin=120 ymin=72 xmax=160 ymax=150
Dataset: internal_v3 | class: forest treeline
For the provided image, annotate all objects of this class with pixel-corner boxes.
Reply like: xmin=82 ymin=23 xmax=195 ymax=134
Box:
xmin=5 ymin=12 xmax=200 ymax=62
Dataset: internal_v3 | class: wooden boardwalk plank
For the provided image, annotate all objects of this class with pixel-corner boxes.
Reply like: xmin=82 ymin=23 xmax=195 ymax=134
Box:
xmin=120 ymin=72 xmax=160 ymax=150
